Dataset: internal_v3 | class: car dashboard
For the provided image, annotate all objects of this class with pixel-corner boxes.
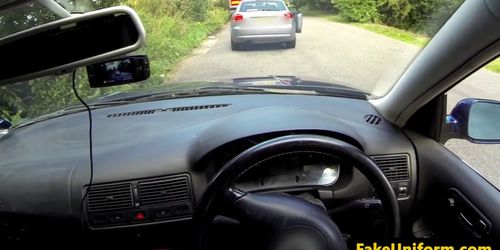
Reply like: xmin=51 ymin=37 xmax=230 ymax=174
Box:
xmin=0 ymin=93 xmax=417 ymax=247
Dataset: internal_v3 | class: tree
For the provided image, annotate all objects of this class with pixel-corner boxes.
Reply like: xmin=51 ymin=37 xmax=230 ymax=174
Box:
xmin=378 ymin=0 xmax=413 ymax=28
xmin=0 ymin=2 xmax=59 ymax=38
xmin=0 ymin=85 xmax=24 ymax=123
xmin=332 ymin=0 xmax=380 ymax=23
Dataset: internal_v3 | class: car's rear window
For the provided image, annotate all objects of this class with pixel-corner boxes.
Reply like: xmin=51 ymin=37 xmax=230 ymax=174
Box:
xmin=240 ymin=1 xmax=286 ymax=12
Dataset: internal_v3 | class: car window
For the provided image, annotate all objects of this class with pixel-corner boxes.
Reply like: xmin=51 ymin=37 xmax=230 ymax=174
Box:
xmin=240 ymin=1 xmax=286 ymax=12
xmin=1 ymin=0 xmax=464 ymax=126
xmin=445 ymin=62 xmax=500 ymax=189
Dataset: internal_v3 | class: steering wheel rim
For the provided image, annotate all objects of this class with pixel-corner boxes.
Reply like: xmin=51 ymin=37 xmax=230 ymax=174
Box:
xmin=194 ymin=135 xmax=401 ymax=250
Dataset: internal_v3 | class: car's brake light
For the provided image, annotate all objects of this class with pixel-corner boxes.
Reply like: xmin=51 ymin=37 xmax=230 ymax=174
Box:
xmin=233 ymin=14 xmax=244 ymax=22
xmin=284 ymin=12 xmax=294 ymax=20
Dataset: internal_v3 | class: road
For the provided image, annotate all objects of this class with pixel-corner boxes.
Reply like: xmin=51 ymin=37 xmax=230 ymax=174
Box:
xmin=170 ymin=17 xmax=500 ymax=188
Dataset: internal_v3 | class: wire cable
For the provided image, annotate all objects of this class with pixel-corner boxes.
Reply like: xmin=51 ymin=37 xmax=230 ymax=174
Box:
xmin=71 ymin=70 xmax=94 ymax=220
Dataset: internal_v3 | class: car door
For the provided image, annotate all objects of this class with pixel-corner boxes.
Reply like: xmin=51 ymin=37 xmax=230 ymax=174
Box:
xmin=295 ymin=11 xmax=303 ymax=33
xmin=287 ymin=5 xmax=302 ymax=33
xmin=403 ymin=64 xmax=500 ymax=241
xmin=407 ymin=130 xmax=499 ymax=240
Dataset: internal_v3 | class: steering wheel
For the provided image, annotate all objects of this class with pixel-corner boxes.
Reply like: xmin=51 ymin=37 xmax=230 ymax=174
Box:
xmin=194 ymin=135 xmax=400 ymax=250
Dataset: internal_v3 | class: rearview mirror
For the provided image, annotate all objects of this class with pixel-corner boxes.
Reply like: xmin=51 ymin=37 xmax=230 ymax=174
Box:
xmin=0 ymin=6 xmax=146 ymax=86
xmin=446 ymin=99 xmax=500 ymax=144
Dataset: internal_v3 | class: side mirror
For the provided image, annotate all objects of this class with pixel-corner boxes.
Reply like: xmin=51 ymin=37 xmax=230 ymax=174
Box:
xmin=0 ymin=117 xmax=11 ymax=138
xmin=0 ymin=117 xmax=11 ymax=130
xmin=445 ymin=99 xmax=500 ymax=144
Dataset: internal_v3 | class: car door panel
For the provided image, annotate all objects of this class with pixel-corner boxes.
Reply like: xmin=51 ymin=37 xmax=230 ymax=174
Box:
xmin=405 ymin=131 xmax=500 ymax=240
xmin=295 ymin=12 xmax=303 ymax=33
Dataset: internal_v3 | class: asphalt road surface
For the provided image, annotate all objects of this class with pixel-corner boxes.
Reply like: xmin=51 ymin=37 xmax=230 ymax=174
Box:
xmin=171 ymin=17 xmax=500 ymax=188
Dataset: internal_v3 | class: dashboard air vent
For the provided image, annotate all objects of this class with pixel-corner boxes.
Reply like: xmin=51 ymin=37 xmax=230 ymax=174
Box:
xmin=371 ymin=154 xmax=410 ymax=181
xmin=138 ymin=175 xmax=192 ymax=207
xmin=87 ymin=183 xmax=134 ymax=212
xmin=107 ymin=109 xmax=156 ymax=118
xmin=364 ymin=114 xmax=382 ymax=125
xmin=168 ymin=104 xmax=230 ymax=112
xmin=106 ymin=104 xmax=230 ymax=118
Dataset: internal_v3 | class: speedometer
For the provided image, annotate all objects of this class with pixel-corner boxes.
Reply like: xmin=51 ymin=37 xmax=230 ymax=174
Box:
xmin=302 ymin=163 xmax=340 ymax=186
xmin=235 ymin=152 xmax=342 ymax=191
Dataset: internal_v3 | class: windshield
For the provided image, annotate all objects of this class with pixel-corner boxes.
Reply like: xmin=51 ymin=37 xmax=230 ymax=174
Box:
xmin=0 ymin=1 xmax=60 ymax=38
xmin=240 ymin=1 xmax=287 ymax=12
xmin=1 ymin=0 xmax=465 ymax=126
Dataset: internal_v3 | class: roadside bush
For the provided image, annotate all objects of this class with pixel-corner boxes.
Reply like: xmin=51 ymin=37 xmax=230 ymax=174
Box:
xmin=378 ymin=0 xmax=463 ymax=35
xmin=299 ymin=0 xmax=334 ymax=10
xmin=332 ymin=0 xmax=380 ymax=23
xmin=325 ymin=0 xmax=464 ymax=35
xmin=128 ymin=0 xmax=218 ymax=21
xmin=378 ymin=0 xmax=412 ymax=28
xmin=0 ymin=87 xmax=23 ymax=123
xmin=213 ymin=0 xmax=229 ymax=9
xmin=131 ymin=2 xmax=227 ymax=79
xmin=419 ymin=0 xmax=464 ymax=35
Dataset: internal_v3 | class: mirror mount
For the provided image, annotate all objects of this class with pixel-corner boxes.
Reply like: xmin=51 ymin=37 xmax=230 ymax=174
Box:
xmin=442 ymin=114 xmax=463 ymax=142
xmin=0 ymin=117 xmax=12 ymax=139
xmin=0 ymin=117 xmax=11 ymax=130
xmin=443 ymin=98 xmax=500 ymax=144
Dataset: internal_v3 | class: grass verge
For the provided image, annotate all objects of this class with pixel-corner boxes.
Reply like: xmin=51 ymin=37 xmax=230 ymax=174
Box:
xmin=303 ymin=10 xmax=500 ymax=73
xmin=130 ymin=5 xmax=228 ymax=84
xmin=352 ymin=23 xmax=429 ymax=47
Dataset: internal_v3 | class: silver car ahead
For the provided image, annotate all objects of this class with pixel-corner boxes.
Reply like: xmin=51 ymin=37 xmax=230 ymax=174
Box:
xmin=230 ymin=0 xmax=296 ymax=50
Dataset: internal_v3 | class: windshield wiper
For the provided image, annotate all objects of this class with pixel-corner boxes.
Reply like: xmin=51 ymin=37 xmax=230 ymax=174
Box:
xmin=236 ymin=84 xmax=369 ymax=99
xmin=114 ymin=86 xmax=275 ymax=102
xmin=232 ymin=76 xmax=371 ymax=98
xmin=269 ymin=75 xmax=292 ymax=85
xmin=109 ymin=84 xmax=368 ymax=104
xmin=292 ymin=85 xmax=367 ymax=95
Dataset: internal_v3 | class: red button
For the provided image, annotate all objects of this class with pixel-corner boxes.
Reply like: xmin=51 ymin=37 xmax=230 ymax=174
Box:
xmin=135 ymin=212 xmax=145 ymax=220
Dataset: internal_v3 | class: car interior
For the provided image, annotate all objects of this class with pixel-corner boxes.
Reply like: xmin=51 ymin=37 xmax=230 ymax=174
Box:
xmin=0 ymin=0 xmax=499 ymax=249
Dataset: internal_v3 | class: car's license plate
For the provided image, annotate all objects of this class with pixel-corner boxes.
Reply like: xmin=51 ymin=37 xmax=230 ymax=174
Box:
xmin=253 ymin=17 xmax=274 ymax=25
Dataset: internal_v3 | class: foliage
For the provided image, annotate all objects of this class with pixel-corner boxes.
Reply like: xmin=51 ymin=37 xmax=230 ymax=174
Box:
xmin=378 ymin=0 xmax=413 ymax=28
xmin=0 ymin=1 xmax=59 ymax=38
xmin=375 ymin=0 xmax=464 ymax=35
xmin=486 ymin=60 xmax=500 ymax=74
xmin=421 ymin=0 xmax=464 ymax=35
xmin=213 ymin=0 xmax=229 ymax=9
xmin=322 ymin=0 xmax=464 ymax=35
xmin=290 ymin=0 xmax=334 ymax=10
xmin=332 ymin=0 xmax=380 ymax=23
xmin=0 ymin=86 xmax=24 ymax=123
xmin=131 ymin=3 xmax=227 ymax=79
xmin=0 ymin=0 xmax=228 ymax=125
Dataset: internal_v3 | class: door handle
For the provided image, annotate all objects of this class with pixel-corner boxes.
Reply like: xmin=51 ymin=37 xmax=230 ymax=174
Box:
xmin=459 ymin=212 xmax=473 ymax=227
xmin=458 ymin=211 xmax=489 ymax=238
xmin=447 ymin=189 xmax=491 ymax=238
